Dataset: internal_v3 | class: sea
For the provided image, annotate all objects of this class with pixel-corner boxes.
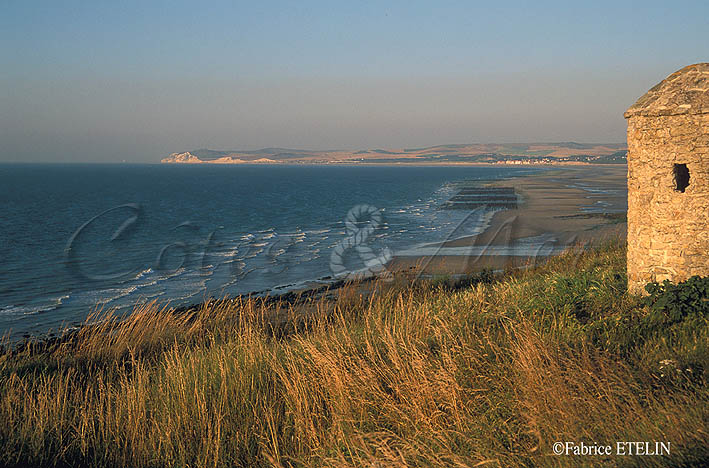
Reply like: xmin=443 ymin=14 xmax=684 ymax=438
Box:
xmin=0 ymin=163 xmax=542 ymax=340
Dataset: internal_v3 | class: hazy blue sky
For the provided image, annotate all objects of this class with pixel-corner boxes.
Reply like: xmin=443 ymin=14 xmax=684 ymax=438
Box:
xmin=1 ymin=1 xmax=707 ymax=162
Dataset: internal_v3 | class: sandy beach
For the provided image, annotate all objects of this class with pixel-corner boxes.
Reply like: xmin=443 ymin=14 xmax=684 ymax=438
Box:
xmin=388 ymin=164 xmax=628 ymax=275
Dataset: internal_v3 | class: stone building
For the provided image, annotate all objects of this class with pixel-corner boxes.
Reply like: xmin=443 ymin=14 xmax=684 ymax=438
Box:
xmin=625 ymin=63 xmax=709 ymax=294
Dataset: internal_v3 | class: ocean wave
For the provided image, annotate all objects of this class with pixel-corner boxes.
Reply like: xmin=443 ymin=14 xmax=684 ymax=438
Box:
xmin=133 ymin=268 xmax=154 ymax=280
xmin=268 ymin=248 xmax=286 ymax=257
xmin=0 ymin=294 xmax=70 ymax=319
xmin=92 ymin=286 xmax=139 ymax=304
xmin=244 ymin=248 xmax=264 ymax=259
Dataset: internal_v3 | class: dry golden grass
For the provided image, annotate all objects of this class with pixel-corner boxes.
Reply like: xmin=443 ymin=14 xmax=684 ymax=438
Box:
xmin=0 ymin=242 xmax=707 ymax=467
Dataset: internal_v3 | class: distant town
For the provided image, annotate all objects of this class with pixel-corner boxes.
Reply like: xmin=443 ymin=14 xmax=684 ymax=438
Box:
xmin=162 ymin=142 xmax=627 ymax=165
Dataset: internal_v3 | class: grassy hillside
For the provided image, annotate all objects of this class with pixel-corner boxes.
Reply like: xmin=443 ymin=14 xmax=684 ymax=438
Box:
xmin=1 ymin=242 xmax=707 ymax=467
xmin=162 ymin=143 xmax=627 ymax=165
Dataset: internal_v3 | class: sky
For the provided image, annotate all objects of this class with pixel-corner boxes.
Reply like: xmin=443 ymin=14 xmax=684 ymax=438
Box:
xmin=1 ymin=1 xmax=708 ymax=162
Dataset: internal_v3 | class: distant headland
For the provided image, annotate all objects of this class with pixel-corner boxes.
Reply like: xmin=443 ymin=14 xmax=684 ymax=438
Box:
xmin=161 ymin=142 xmax=627 ymax=165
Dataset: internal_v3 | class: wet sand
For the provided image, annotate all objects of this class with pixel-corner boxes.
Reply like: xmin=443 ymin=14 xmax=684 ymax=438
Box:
xmin=388 ymin=165 xmax=628 ymax=275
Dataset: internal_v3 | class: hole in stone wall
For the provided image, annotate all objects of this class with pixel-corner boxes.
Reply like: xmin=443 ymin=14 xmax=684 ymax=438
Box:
xmin=673 ymin=163 xmax=690 ymax=192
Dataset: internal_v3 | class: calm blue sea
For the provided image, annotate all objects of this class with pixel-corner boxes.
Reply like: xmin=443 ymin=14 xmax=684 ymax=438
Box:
xmin=0 ymin=164 xmax=541 ymax=339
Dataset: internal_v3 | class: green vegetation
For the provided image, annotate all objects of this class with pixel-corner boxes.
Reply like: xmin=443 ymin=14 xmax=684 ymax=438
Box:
xmin=1 ymin=242 xmax=707 ymax=467
xmin=645 ymin=276 xmax=709 ymax=324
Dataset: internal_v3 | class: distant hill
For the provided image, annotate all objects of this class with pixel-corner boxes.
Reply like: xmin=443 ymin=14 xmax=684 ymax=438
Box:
xmin=161 ymin=142 xmax=627 ymax=165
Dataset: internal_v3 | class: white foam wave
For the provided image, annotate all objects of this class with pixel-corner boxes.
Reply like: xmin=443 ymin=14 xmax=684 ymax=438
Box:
xmin=0 ymin=294 xmax=70 ymax=318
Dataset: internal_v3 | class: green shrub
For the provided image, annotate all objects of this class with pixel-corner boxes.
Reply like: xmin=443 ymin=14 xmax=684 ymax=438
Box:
xmin=644 ymin=276 xmax=709 ymax=326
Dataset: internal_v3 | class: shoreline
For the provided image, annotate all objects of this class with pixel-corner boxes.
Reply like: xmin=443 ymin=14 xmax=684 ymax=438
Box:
xmin=216 ymin=165 xmax=627 ymax=302
xmin=159 ymin=161 xmax=625 ymax=168
xmin=387 ymin=164 xmax=627 ymax=275
xmin=5 ymin=164 xmax=628 ymax=345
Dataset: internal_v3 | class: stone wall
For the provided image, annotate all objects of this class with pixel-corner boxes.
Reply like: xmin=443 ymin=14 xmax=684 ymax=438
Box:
xmin=627 ymin=113 xmax=709 ymax=294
